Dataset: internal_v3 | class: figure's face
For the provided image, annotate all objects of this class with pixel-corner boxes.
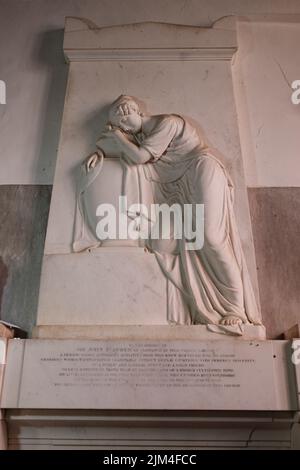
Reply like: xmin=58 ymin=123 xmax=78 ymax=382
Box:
xmin=111 ymin=112 xmax=142 ymax=134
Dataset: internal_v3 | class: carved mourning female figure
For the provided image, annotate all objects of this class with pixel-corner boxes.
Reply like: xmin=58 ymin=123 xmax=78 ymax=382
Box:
xmin=83 ymin=95 xmax=262 ymax=331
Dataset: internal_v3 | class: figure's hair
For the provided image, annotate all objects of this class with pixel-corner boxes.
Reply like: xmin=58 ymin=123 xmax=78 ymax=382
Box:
xmin=108 ymin=95 xmax=140 ymax=124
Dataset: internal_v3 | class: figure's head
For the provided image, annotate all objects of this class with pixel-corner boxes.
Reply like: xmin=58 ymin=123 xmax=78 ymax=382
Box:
xmin=108 ymin=95 xmax=142 ymax=133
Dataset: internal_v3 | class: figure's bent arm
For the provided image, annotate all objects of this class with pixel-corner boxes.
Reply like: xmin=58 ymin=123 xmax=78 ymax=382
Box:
xmin=100 ymin=128 xmax=151 ymax=164
xmin=114 ymin=131 xmax=152 ymax=164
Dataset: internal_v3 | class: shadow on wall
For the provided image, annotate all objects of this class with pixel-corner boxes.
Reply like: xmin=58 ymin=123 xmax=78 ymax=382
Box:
xmin=0 ymin=30 xmax=68 ymax=334
xmin=0 ymin=186 xmax=52 ymax=335
xmin=0 ymin=30 xmax=68 ymax=333
xmin=33 ymin=29 xmax=68 ymax=182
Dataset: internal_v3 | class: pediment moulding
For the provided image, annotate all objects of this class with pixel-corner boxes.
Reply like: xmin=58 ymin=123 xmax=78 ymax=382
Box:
xmin=63 ymin=17 xmax=237 ymax=62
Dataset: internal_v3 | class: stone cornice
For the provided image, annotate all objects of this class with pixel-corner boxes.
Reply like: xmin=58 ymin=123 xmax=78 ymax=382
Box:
xmin=63 ymin=18 xmax=237 ymax=62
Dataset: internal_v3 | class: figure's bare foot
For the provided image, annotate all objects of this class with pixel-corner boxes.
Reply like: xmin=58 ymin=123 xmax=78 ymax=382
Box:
xmin=219 ymin=315 xmax=243 ymax=326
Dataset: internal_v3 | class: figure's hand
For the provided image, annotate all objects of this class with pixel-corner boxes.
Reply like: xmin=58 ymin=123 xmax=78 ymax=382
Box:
xmin=117 ymin=103 xmax=131 ymax=116
xmin=85 ymin=152 xmax=99 ymax=172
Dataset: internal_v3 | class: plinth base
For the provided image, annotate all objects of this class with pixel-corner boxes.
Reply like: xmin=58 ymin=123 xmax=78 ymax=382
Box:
xmin=32 ymin=324 xmax=266 ymax=341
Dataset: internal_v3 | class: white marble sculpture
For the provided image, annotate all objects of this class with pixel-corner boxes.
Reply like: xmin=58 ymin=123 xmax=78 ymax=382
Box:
xmin=75 ymin=95 xmax=263 ymax=333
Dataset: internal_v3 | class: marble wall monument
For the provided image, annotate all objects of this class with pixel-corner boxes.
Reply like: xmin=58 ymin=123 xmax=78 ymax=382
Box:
xmin=1 ymin=17 xmax=300 ymax=450
xmin=32 ymin=17 xmax=264 ymax=340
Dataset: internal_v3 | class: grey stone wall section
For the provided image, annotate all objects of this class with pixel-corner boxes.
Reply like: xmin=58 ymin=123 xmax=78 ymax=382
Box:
xmin=0 ymin=186 xmax=51 ymax=334
xmin=248 ymin=188 xmax=300 ymax=339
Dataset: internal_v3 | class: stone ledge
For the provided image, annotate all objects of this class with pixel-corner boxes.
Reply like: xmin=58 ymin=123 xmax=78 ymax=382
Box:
xmin=32 ymin=324 xmax=266 ymax=341
xmin=5 ymin=409 xmax=300 ymax=450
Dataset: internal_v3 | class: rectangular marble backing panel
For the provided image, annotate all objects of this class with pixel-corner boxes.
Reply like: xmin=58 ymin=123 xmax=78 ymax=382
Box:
xmin=44 ymin=59 xmax=259 ymax=303
xmin=36 ymin=250 xmax=167 ymax=326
